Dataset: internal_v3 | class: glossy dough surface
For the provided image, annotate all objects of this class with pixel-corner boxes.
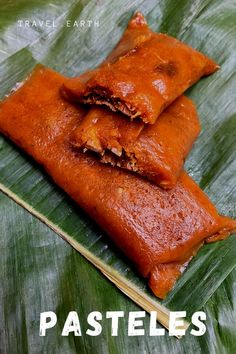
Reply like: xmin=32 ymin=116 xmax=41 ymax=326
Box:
xmin=65 ymin=12 xmax=201 ymax=188
xmin=63 ymin=13 xmax=219 ymax=124
xmin=73 ymin=96 xmax=201 ymax=188
xmin=0 ymin=66 xmax=235 ymax=298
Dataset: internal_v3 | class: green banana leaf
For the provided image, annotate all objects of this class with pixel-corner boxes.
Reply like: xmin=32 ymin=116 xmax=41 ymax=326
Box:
xmin=1 ymin=192 xmax=235 ymax=354
xmin=0 ymin=0 xmax=236 ymax=352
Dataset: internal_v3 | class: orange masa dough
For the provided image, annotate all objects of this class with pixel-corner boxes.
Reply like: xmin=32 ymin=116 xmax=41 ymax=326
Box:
xmin=73 ymin=96 xmax=200 ymax=189
xmin=63 ymin=13 xmax=219 ymax=124
xmin=0 ymin=66 xmax=235 ymax=299
xmin=62 ymin=12 xmax=153 ymax=105
xmin=64 ymin=12 xmax=201 ymax=188
xmin=62 ymin=12 xmax=151 ymax=152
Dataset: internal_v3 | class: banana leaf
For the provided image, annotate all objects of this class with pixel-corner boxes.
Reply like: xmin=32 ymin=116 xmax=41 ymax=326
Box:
xmin=1 ymin=192 xmax=235 ymax=354
xmin=0 ymin=0 xmax=236 ymax=352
